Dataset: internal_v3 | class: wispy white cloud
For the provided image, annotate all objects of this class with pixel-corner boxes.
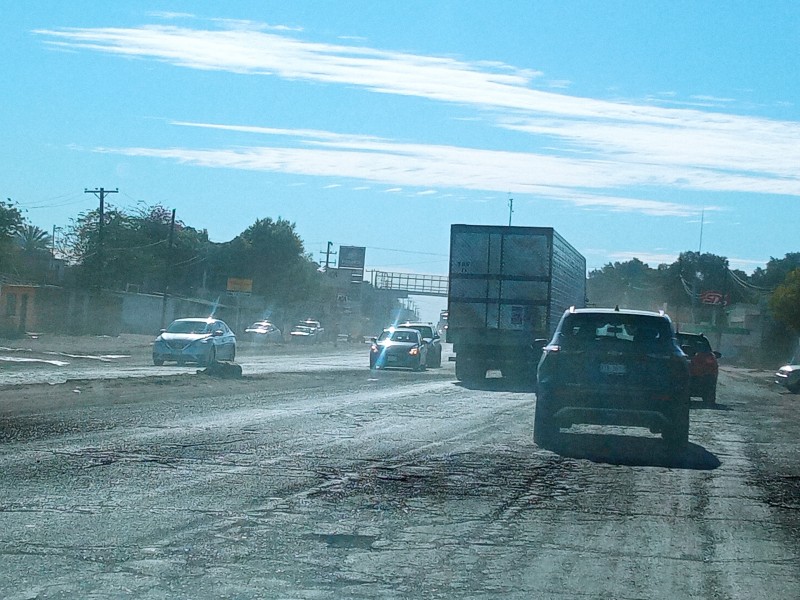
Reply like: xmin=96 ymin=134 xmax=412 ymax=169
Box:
xmin=596 ymin=250 xmax=768 ymax=273
xmin=691 ymin=95 xmax=735 ymax=104
xmin=170 ymin=120 xmax=384 ymax=144
xmin=36 ymin=22 xmax=800 ymax=206
xmin=94 ymin=136 xmax=705 ymax=216
xmin=416 ymin=190 xmax=437 ymax=196
xmin=727 ymin=257 xmax=770 ymax=273
xmin=604 ymin=251 xmax=682 ymax=266
xmin=146 ymin=11 xmax=195 ymax=20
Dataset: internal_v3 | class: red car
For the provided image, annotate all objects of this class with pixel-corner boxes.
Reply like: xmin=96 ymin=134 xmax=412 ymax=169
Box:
xmin=677 ymin=332 xmax=721 ymax=404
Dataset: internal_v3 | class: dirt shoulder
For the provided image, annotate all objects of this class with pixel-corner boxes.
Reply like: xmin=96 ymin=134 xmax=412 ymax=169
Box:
xmin=0 ymin=332 xmax=364 ymax=357
xmin=0 ymin=333 xmax=154 ymax=356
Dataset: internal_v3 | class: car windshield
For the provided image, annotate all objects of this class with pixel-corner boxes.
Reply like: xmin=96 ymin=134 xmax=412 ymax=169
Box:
xmin=379 ymin=330 xmax=418 ymax=343
xmin=166 ymin=320 xmax=211 ymax=334
xmin=410 ymin=326 xmax=433 ymax=338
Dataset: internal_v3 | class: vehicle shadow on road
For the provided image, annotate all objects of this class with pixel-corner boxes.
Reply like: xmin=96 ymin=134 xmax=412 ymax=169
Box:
xmin=690 ymin=401 xmax=732 ymax=411
xmin=548 ymin=432 xmax=721 ymax=470
xmin=454 ymin=379 xmax=537 ymax=393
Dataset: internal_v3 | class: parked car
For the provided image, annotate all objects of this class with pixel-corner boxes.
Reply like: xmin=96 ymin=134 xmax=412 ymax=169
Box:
xmin=535 ymin=307 xmax=691 ymax=451
xmin=244 ymin=321 xmax=283 ymax=343
xmin=153 ymin=318 xmax=236 ymax=366
xmin=370 ymin=327 xmax=429 ymax=371
xmin=290 ymin=323 xmax=320 ymax=343
xmin=676 ymin=332 xmax=721 ymax=403
xmin=775 ymin=362 xmax=800 ymax=393
xmin=397 ymin=321 xmax=442 ymax=367
xmin=301 ymin=319 xmax=324 ymax=338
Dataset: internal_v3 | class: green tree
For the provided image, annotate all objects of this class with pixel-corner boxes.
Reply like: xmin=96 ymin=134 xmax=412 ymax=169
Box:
xmin=62 ymin=203 xmax=207 ymax=293
xmin=15 ymin=225 xmax=52 ymax=254
xmin=588 ymin=258 xmax=659 ymax=309
xmin=0 ymin=198 xmax=24 ymax=272
xmin=751 ymin=253 xmax=800 ymax=290
xmin=770 ymin=269 xmax=800 ymax=334
xmin=660 ymin=252 xmax=731 ymax=319
xmin=207 ymin=217 xmax=321 ymax=305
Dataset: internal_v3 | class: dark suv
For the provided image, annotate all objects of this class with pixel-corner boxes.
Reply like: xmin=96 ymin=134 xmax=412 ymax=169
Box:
xmin=535 ymin=307 xmax=690 ymax=451
xmin=676 ymin=332 xmax=721 ymax=404
xmin=397 ymin=322 xmax=442 ymax=367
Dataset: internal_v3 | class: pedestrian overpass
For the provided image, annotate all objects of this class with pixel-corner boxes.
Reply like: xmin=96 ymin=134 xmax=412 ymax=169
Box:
xmin=369 ymin=270 xmax=448 ymax=297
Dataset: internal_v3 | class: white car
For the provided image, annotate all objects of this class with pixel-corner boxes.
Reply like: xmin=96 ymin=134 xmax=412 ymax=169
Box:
xmin=244 ymin=321 xmax=283 ymax=343
xmin=775 ymin=363 xmax=800 ymax=393
xmin=153 ymin=318 xmax=237 ymax=366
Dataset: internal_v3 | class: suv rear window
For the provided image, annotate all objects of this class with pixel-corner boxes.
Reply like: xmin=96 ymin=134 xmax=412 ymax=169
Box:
xmin=560 ymin=313 xmax=672 ymax=349
xmin=677 ymin=333 xmax=712 ymax=354
xmin=401 ymin=324 xmax=434 ymax=338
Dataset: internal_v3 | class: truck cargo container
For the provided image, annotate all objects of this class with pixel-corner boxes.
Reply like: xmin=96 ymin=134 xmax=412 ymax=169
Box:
xmin=447 ymin=224 xmax=586 ymax=384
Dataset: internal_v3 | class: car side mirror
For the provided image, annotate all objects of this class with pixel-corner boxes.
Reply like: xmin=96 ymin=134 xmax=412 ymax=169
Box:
xmin=212 ymin=329 xmax=224 ymax=337
xmin=371 ymin=337 xmax=377 ymax=343
xmin=159 ymin=328 xmax=166 ymax=333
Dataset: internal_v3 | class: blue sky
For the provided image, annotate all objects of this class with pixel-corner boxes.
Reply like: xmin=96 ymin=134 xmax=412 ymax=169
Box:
xmin=4 ymin=1 xmax=800 ymax=320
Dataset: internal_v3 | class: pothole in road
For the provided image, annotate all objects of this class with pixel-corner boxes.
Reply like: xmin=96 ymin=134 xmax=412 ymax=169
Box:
xmin=308 ymin=533 xmax=379 ymax=549
xmin=305 ymin=451 xmax=586 ymax=518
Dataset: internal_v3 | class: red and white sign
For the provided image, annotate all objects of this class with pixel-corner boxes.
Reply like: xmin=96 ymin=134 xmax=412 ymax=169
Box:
xmin=700 ymin=291 xmax=728 ymax=305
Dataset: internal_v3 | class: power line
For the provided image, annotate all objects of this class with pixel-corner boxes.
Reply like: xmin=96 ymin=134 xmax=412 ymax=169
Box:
xmin=366 ymin=245 xmax=448 ymax=257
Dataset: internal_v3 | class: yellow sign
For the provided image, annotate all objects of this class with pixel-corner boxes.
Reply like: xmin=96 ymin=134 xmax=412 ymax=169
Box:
xmin=226 ymin=278 xmax=253 ymax=293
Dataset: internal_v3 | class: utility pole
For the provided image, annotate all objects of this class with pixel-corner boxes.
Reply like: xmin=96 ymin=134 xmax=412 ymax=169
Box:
xmin=508 ymin=197 xmax=514 ymax=226
xmin=84 ymin=187 xmax=118 ymax=286
xmin=323 ymin=241 xmax=337 ymax=270
xmin=698 ymin=208 xmax=705 ymax=253
xmin=51 ymin=224 xmax=59 ymax=257
xmin=160 ymin=209 xmax=176 ymax=330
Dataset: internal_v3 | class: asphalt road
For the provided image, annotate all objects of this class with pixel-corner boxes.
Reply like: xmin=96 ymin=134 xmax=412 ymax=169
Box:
xmin=1 ymin=350 xmax=798 ymax=599
xmin=0 ymin=339 xmax=368 ymax=386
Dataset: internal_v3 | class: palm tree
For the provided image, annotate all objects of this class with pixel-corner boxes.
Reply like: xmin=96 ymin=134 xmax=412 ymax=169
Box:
xmin=15 ymin=225 xmax=52 ymax=254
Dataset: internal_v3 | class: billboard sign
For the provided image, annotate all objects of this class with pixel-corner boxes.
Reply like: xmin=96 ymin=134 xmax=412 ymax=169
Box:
xmin=339 ymin=246 xmax=366 ymax=285
xmin=338 ymin=246 xmax=366 ymax=270
xmin=227 ymin=277 xmax=253 ymax=293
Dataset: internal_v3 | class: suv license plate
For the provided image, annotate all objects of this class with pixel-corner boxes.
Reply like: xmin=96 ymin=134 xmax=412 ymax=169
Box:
xmin=600 ymin=363 xmax=626 ymax=375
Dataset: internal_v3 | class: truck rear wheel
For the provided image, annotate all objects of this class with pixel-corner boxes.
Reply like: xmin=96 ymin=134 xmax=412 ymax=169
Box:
xmin=456 ymin=359 xmax=485 ymax=383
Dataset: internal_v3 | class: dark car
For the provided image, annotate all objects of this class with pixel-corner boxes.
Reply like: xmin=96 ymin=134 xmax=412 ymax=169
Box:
xmin=535 ymin=307 xmax=690 ymax=451
xmin=397 ymin=321 xmax=442 ymax=367
xmin=153 ymin=318 xmax=237 ymax=366
xmin=290 ymin=319 xmax=324 ymax=343
xmin=370 ymin=327 xmax=429 ymax=371
xmin=676 ymin=332 xmax=721 ymax=403
xmin=775 ymin=361 xmax=800 ymax=393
